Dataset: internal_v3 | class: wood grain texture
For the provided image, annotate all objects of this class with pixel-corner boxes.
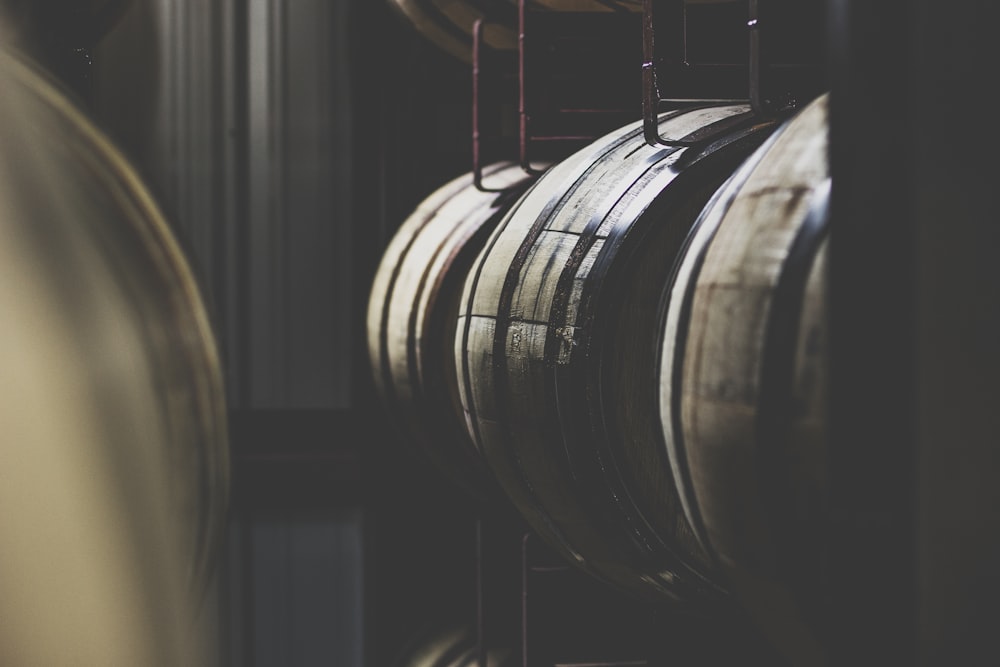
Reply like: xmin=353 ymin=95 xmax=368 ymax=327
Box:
xmin=457 ymin=104 xmax=777 ymax=606
xmin=659 ymin=92 xmax=830 ymax=664
xmin=367 ymin=162 xmax=536 ymax=500
xmin=0 ymin=48 xmax=227 ymax=665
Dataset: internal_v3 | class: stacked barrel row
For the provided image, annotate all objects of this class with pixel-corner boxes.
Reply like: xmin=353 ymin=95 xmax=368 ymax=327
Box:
xmin=368 ymin=88 xmax=832 ymax=663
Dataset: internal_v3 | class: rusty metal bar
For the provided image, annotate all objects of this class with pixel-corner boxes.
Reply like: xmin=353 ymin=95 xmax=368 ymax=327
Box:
xmin=747 ymin=0 xmax=763 ymax=113
xmin=476 ymin=518 xmax=486 ymax=667
xmin=521 ymin=532 xmax=530 ymax=667
xmin=642 ymin=0 xmax=752 ymax=148
xmin=472 ymin=19 xmax=513 ymax=192
xmin=518 ymin=0 xmax=546 ymax=174
xmin=747 ymin=0 xmax=777 ymax=116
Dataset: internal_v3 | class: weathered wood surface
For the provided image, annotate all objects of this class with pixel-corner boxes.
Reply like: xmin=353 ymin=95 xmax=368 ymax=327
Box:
xmin=659 ymin=92 xmax=830 ymax=663
xmin=456 ymin=104 xmax=776 ymax=605
xmin=0 ymin=49 xmax=227 ymax=665
xmin=367 ymin=162 xmax=535 ymax=500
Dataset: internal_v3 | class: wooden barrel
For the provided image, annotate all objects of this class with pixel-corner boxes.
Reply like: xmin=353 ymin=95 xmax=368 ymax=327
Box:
xmin=658 ymin=92 xmax=829 ymax=663
xmin=393 ymin=623 xmax=516 ymax=667
xmin=0 ymin=46 xmax=229 ymax=607
xmin=367 ymin=162 xmax=536 ymax=500
xmin=455 ymin=104 xmax=778 ymax=606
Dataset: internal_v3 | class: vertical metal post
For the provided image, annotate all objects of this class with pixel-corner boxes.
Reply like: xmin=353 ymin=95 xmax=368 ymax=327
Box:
xmin=747 ymin=0 xmax=768 ymax=115
xmin=518 ymin=0 xmax=530 ymax=172
xmin=473 ymin=18 xmax=484 ymax=184
xmin=473 ymin=19 xmax=514 ymax=193
xmin=641 ymin=0 xmax=662 ymax=146
xmin=240 ymin=514 xmax=256 ymax=667
xmin=521 ymin=533 xmax=530 ymax=667
xmin=476 ymin=518 xmax=486 ymax=667
xmin=642 ymin=0 xmax=749 ymax=147
xmin=517 ymin=0 xmax=546 ymax=174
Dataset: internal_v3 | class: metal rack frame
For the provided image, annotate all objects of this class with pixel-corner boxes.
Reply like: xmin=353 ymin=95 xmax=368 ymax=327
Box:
xmin=464 ymin=2 xmax=828 ymax=665
xmin=474 ymin=0 xmax=814 ymax=194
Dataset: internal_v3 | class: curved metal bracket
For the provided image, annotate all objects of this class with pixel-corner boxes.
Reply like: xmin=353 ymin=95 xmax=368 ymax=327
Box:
xmin=472 ymin=19 xmax=513 ymax=192
xmin=517 ymin=0 xmax=549 ymax=176
xmin=642 ymin=0 xmax=786 ymax=148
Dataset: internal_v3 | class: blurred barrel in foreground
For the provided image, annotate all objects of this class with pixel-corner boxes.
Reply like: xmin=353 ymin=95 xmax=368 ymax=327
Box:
xmin=0 ymin=47 xmax=228 ymax=665
xmin=456 ymin=104 xmax=777 ymax=607
xmin=659 ymin=93 xmax=830 ymax=664
xmin=367 ymin=162 xmax=535 ymax=501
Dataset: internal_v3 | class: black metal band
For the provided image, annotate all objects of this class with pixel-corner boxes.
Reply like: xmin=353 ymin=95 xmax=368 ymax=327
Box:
xmin=662 ymin=147 xmax=767 ymax=560
xmin=754 ymin=177 xmax=831 ymax=574
xmin=553 ymin=121 xmax=775 ymax=599
xmin=486 ymin=106 xmax=763 ymax=598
